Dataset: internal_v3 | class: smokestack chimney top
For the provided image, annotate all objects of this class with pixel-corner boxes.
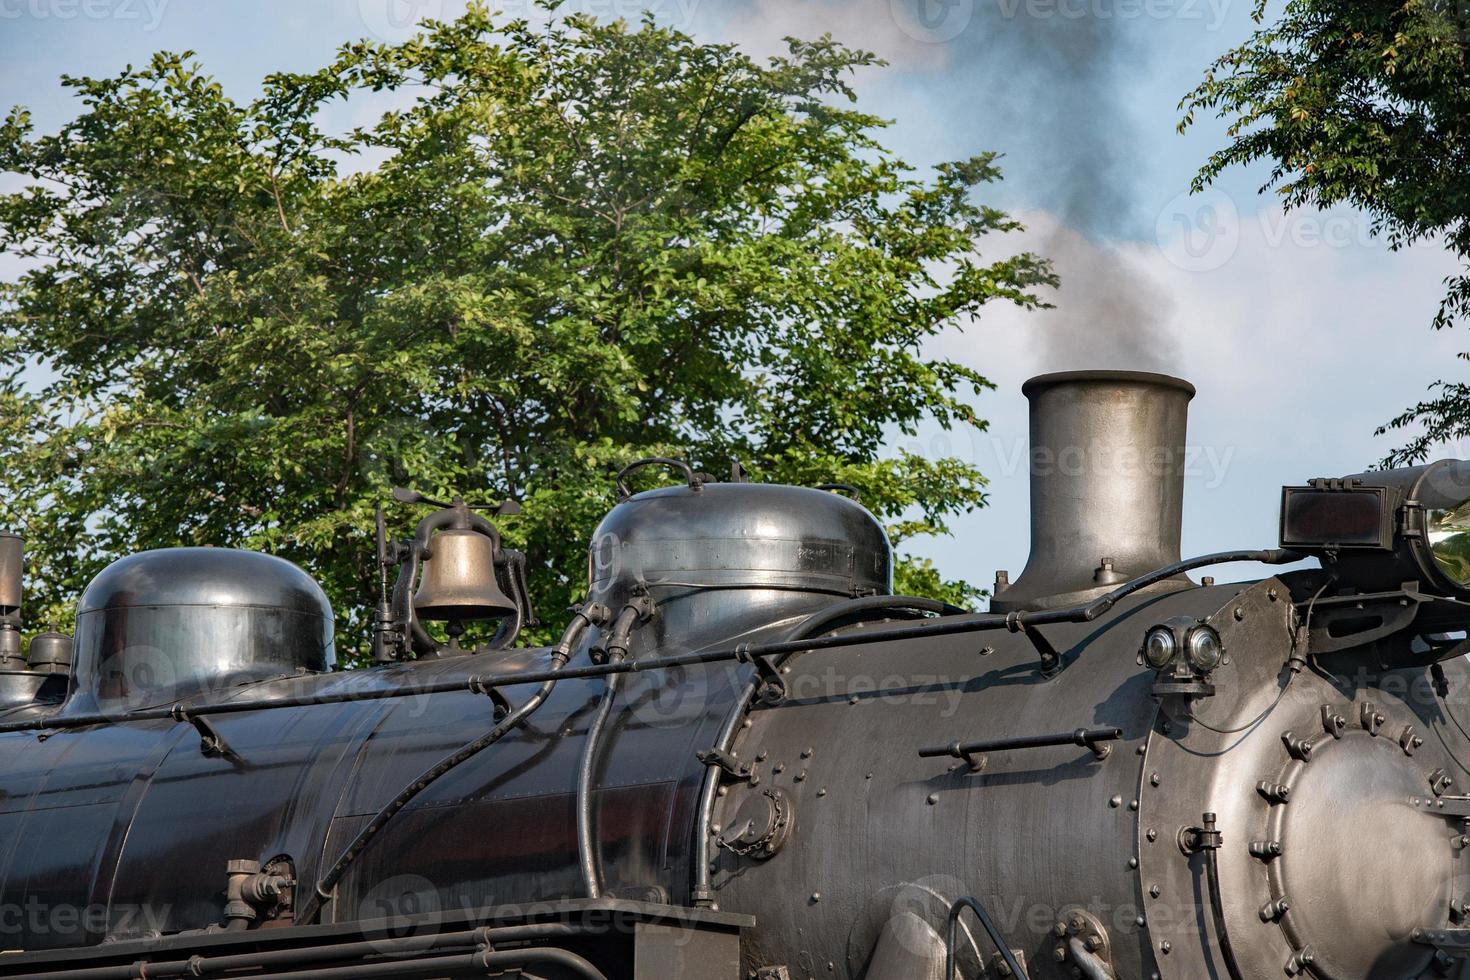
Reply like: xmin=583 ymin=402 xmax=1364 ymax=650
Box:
xmin=992 ymin=370 xmax=1195 ymax=612
xmin=1021 ymin=369 xmax=1195 ymax=400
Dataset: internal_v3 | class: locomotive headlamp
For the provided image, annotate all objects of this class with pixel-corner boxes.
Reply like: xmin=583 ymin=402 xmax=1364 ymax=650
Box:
xmin=1144 ymin=616 xmax=1223 ymax=699
xmin=1142 ymin=626 xmax=1176 ymax=669
xmin=1280 ymin=460 xmax=1470 ymax=598
xmin=1427 ymin=498 xmax=1470 ymax=586
xmin=1185 ymin=624 xmax=1223 ymax=672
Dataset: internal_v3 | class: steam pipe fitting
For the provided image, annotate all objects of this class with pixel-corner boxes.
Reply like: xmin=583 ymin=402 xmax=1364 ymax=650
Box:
xmin=1066 ymin=936 xmax=1114 ymax=980
xmin=577 ymin=599 xmax=655 ymax=899
xmin=223 ymin=860 xmax=291 ymax=931
xmin=1198 ymin=812 xmax=1246 ymax=980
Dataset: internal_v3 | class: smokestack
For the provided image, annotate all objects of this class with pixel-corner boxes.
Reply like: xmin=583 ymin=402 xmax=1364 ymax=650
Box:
xmin=991 ymin=371 xmax=1194 ymax=612
xmin=0 ymin=533 xmax=22 ymax=668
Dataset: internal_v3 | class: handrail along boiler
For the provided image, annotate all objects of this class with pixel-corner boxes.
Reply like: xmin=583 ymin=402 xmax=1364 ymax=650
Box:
xmin=0 ymin=370 xmax=1468 ymax=979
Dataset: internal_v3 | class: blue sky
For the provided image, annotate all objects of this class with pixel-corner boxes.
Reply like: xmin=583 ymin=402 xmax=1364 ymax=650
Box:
xmin=1 ymin=0 xmax=1464 ymax=596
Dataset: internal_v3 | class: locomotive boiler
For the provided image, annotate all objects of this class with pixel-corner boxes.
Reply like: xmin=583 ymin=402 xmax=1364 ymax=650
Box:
xmin=0 ymin=369 xmax=1469 ymax=980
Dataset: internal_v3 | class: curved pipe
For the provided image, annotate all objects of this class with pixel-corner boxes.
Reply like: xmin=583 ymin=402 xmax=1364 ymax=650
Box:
xmin=246 ymin=946 xmax=607 ymax=980
xmin=0 ymin=925 xmax=593 ymax=980
xmin=946 ymin=897 xmax=1029 ymax=980
xmin=1204 ymin=839 xmax=1246 ymax=980
xmin=1066 ymin=937 xmax=1113 ymax=980
xmin=691 ymin=595 xmax=963 ymax=906
xmin=296 ymin=608 xmax=604 ymax=925
xmin=577 ymin=601 xmax=648 ymax=898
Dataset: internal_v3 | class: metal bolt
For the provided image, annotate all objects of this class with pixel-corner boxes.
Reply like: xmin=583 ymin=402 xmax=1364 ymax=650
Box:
xmin=1233 ymin=607 xmax=1244 ymax=621
xmin=1085 ymin=935 xmax=1103 ymax=952
xmin=1129 ymin=799 xmax=1139 ymax=811
xmin=1250 ymin=840 xmax=1284 ymax=860
xmin=1160 ymin=941 xmax=1171 ymax=954
xmin=1053 ymin=947 xmax=1068 ymax=962
xmin=1110 ymin=795 xmax=1122 ymax=808
xmin=801 ymin=747 xmax=813 ymax=759
xmin=1258 ymin=781 xmax=1290 ymax=803
xmin=927 ymin=793 xmax=940 ymax=805
xmin=1149 ymin=885 xmax=1161 ymax=899
xmin=1150 ymin=772 xmax=1161 ymax=787
xmin=1128 ymin=857 xmax=1139 ymax=869
xmin=816 ymin=788 xmax=827 ymax=798
xmin=1282 ymin=731 xmax=1314 ymax=761
xmin=810 ymin=892 xmax=821 ymax=903
xmin=1260 ymin=897 xmax=1290 ymax=921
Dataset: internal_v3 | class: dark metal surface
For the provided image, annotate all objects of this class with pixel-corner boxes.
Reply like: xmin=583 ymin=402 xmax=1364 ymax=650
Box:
xmin=68 ymin=549 xmax=335 ymax=711
xmin=26 ymin=630 xmax=73 ymax=675
xmin=589 ymin=482 xmax=892 ymax=605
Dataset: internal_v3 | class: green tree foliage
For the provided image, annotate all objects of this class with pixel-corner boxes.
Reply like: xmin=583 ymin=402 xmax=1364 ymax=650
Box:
xmin=0 ymin=5 xmax=1053 ymax=655
xmin=1181 ymin=0 xmax=1470 ymax=463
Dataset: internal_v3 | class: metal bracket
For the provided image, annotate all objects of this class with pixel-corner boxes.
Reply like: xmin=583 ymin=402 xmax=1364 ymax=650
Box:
xmin=947 ymin=897 xmax=1031 ymax=980
xmin=172 ymin=704 xmax=233 ymax=758
xmin=1413 ymin=928 xmax=1470 ymax=955
xmin=468 ymin=676 xmax=513 ymax=721
xmin=1151 ymin=678 xmax=1216 ymax=698
xmin=735 ymin=644 xmax=787 ymax=704
xmin=1006 ymin=616 xmax=1061 ymax=674
xmin=696 ymin=746 xmax=755 ymax=784
xmin=919 ymin=728 xmax=1122 ymax=775
xmin=1413 ymin=795 xmax=1470 ymax=819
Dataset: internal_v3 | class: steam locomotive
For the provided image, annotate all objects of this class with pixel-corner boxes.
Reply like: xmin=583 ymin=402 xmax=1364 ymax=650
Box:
xmin=0 ymin=369 xmax=1469 ymax=980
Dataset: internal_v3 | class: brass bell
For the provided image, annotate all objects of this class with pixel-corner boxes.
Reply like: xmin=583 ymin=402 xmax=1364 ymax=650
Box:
xmin=413 ymin=528 xmax=517 ymax=622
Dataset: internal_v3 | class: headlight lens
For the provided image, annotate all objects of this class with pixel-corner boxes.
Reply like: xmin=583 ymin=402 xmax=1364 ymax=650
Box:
xmin=1143 ymin=627 xmax=1176 ymax=669
xmin=1186 ymin=625 xmax=1223 ymax=672
xmin=1428 ymin=498 xmax=1470 ymax=586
